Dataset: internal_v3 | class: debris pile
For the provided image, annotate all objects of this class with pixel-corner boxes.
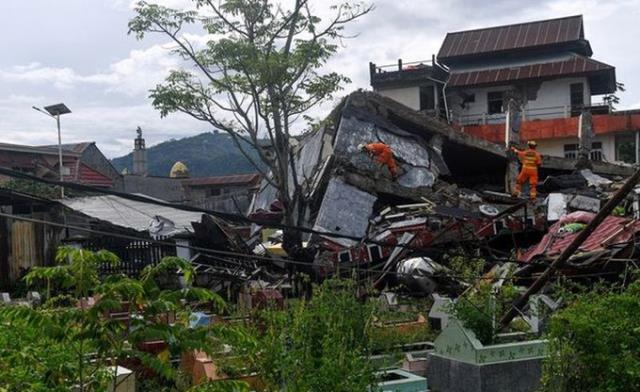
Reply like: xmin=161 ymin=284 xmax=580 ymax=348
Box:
xmin=244 ymin=91 xmax=640 ymax=341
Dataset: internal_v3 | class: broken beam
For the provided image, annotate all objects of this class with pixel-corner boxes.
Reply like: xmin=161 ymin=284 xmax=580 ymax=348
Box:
xmin=499 ymin=166 xmax=640 ymax=328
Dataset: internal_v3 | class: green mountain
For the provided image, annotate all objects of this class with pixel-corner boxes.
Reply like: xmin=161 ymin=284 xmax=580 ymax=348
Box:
xmin=111 ymin=132 xmax=264 ymax=177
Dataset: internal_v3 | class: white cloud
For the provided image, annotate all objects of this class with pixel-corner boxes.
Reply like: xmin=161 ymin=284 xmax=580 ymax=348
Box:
xmin=3 ymin=0 xmax=640 ymax=158
xmin=0 ymin=41 xmax=184 ymax=95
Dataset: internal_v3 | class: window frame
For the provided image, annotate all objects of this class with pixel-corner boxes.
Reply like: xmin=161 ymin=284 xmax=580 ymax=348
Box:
xmin=419 ymin=85 xmax=436 ymax=111
xmin=487 ymin=91 xmax=506 ymax=115
xmin=570 ymin=82 xmax=585 ymax=117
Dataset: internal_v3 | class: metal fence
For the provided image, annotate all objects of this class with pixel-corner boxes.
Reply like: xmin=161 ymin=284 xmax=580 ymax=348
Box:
xmin=78 ymin=236 xmax=177 ymax=277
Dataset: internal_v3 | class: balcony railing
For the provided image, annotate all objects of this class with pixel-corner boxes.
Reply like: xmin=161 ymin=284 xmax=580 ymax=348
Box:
xmin=370 ymin=59 xmax=434 ymax=74
xmin=452 ymin=103 xmax=611 ymax=126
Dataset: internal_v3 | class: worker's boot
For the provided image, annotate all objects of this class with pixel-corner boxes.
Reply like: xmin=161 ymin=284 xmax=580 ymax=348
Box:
xmin=511 ymin=185 xmax=521 ymax=199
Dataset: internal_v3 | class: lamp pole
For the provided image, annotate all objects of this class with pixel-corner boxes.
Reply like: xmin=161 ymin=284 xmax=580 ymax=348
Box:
xmin=55 ymin=114 xmax=63 ymax=197
xmin=32 ymin=103 xmax=72 ymax=199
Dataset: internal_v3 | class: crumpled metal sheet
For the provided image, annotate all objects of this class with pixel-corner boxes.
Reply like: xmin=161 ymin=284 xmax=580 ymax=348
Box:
xmin=333 ymin=116 xmax=438 ymax=187
xmin=397 ymin=257 xmax=444 ymax=294
xmin=61 ymin=195 xmax=203 ymax=236
xmin=312 ymin=177 xmax=377 ymax=247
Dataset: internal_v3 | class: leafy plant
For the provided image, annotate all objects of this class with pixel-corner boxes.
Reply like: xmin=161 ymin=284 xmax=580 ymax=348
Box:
xmin=248 ymin=279 xmax=376 ymax=392
xmin=2 ymin=178 xmax=65 ymax=199
xmin=445 ymin=249 xmax=487 ymax=283
xmin=539 ymin=281 xmax=640 ymax=392
xmin=25 ymin=246 xmax=120 ymax=300
xmin=450 ymin=282 xmax=521 ymax=345
xmin=1 ymin=248 xmax=231 ymax=391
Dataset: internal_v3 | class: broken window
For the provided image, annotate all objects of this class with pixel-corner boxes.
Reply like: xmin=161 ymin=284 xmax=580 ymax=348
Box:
xmin=615 ymin=133 xmax=637 ymax=163
xmin=570 ymin=83 xmax=584 ymax=117
xmin=487 ymin=91 xmax=505 ymax=114
xmin=564 ymin=142 xmax=603 ymax=161
xmin=419 ymin=86 xmax=435 ymax=111
xmin=591 ymin=142 xmax=603 ymax=161
xmin=564 ymin=144 xmax=578 ymax=159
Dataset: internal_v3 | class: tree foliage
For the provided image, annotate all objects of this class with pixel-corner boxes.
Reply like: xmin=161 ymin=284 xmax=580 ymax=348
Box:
xmin=128 ymin=0 xmax=372 ymax=251
xmin=0 ymin=248 xmax=230 ymax=391
xmin=2 ymin=178 xmax=64 ymax=200
xmin=539 ymin=281 xmax=640 ymax=392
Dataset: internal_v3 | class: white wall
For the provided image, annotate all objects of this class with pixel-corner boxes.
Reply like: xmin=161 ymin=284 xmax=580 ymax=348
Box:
xmin=524 ymin=77 xmax=591 ymax=119
xmin=376 ymin=86 xmax=420 ymax=111
xmin=536 ymin=134 xmax=616 ymax=162
xmin=450 ymin=77 xmax=591 ymax=124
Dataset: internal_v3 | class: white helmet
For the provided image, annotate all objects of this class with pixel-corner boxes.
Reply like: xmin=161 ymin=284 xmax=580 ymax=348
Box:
xmin=357 ymin=143 xmax=366 ymax=151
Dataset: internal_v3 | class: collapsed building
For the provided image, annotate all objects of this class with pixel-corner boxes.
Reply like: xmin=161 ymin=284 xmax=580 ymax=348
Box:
xmin=249 ymin=90 xmax=636 ymax=292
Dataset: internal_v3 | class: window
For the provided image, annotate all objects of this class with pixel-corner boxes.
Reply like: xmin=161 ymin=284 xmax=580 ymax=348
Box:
xmin=487 ymin=91 xmax=505 ymax=114
xmin=209 ymin=188 xmax=221 ymax=196
xmin=564 ymin=144 xmax=578 ymax=159
xmin=615 ymin=134 xmax=637 ymax=163
xmin=570 ymin=83 xmax=584 ymax=117
xmin=419 ymin=86 xmax=435 ymax=111
xmin=564 ymin=142 xmax=603 ymax=161
xmin=591 ymin=142 xmax=603 ymax=161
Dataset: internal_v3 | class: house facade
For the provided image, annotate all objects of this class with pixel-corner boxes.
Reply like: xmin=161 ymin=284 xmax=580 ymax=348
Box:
xmin=370 ymin=15 xmax=640 ymax=164
xmin=0 ymin=141 xmax=120 ymax=188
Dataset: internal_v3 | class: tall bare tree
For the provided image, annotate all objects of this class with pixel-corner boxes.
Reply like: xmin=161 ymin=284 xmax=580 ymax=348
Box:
xmin=129 ymin=0 xmax=373 ymax=253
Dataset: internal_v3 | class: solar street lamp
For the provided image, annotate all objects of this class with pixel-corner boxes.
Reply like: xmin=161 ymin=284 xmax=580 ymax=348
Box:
xmin=32 ymin=103 xmax=72 ymax=198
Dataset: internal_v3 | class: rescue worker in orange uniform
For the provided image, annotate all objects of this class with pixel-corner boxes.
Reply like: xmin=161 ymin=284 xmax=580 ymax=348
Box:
xmin=359 ymin=142 xmax=399 ymax=179
xmin=511 ymin=140 xmax=542 ymax=200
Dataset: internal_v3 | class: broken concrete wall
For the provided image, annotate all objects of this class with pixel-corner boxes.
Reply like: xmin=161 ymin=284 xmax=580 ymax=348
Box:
xmin=312 ymin=177 xmax=377 ymax=248
xmin=333 ymin=112 xmax=440 ymax=188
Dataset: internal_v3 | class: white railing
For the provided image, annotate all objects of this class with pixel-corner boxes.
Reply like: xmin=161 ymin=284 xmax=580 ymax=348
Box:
xmin=452 ymin=103 xmax=611 ymax=126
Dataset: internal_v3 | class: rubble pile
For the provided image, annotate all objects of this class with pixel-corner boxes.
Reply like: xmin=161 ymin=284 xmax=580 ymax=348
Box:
xmin=245 ymin=91 xmax=640 ymax=327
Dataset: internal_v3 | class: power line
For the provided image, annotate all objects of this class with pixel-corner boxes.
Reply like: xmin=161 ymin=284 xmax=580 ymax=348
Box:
xmin=0 ymin=165 xmax=538 ymax=260
xmin=0 ymin=210 xmax=626 ymax=282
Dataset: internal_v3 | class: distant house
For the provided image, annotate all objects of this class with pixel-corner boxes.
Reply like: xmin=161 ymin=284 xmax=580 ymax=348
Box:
xmin=182 ymin=173 xmax=261 ymax=214
xmin=370 ymin=15 xmax=640 ymax=164
xmin=0 ymin=141 xmax=120 ymax=188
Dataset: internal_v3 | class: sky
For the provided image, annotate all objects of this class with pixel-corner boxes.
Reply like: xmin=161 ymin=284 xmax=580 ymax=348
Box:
xmin=0 ymin=0 xmax=639 ymax=158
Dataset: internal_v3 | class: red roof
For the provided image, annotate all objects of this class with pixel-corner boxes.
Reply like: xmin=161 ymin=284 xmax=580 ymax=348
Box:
xmin=520 ymin=211 xmax=640 ymax=262
xmin=448 ymin=55 xmax=613 ymax=88
xmin=438 ymin=15 xmax=586 ymax=61
xmin=182 ymin=173 xmax=260 ymax=187
xmin=63 ymin=162 xmax=114 ymax=187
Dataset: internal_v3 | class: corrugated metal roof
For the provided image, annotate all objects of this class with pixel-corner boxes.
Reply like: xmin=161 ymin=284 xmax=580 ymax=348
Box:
xmin=182 ymin=173 xmax=260 ymax=187
xmin=448 ymin=55 xmax=613 ymax=88
xmin=520 ymin=212 xmax=640 ymax=262
xmin=0 ymin=142 xmax=81 ymax=157
xmin=438 ymin=15 xmax=585 ymax=60
xmin=62 ymin=194 xmax=204 ymax=235
xmin=38 ymin=142 xmax=93 ymax=154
